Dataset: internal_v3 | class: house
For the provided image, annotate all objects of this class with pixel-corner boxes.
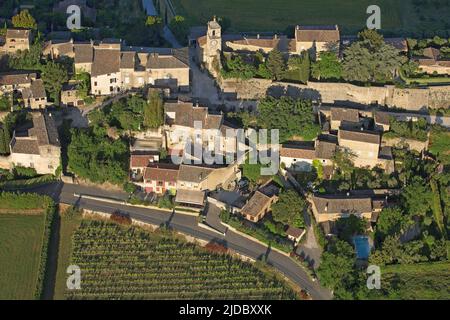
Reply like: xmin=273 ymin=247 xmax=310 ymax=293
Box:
xmin=60 ymin=82 xmax=85 ymax=107
xmin=280 ymin=135 xmax=337 ymax=175
xmin=20 ymin=79 xmax=47 ymax=109
xmin=137 ymin=163 xmax=179 ymax=194
xmin=338 ymin=128 xmax=381 ymax=166
xmin=0 ymin=72 xmax=47 ymax=109
xmin=43 ymin=39 xmax=190 ymax=95
xmin=286 ymin=226 xmax=306 ymax=245
xmin=164 ymin=101 xmax=239 ymax=159
xmin=129 ymin=152 xmax=159 ymax=176
xmin=330 ymin=107 xmax=360 ymax=131
xmin=374 ymin=111 xmax=391 ymax=132
xmin=1 ymin=29 xmax=32 ymax=54
xmin=9 ymin=112 xmax=60 ymax=174
xmin=294 ymin=25 xmax=340 ymax=57
xmin=240 ymin=181 xmax=280 ymax=222
xmin=413 ymin=47 xmax=450 ymax=75
xmin=310 ymin=195 xmax=385 ymax=223
xmin=0 ymin=71 xmax=36 ymax=94
xmin=280 ymin=144 xmax=316 ymax=172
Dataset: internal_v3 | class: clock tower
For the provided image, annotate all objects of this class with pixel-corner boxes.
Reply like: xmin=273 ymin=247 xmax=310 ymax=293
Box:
xmin=205 ymin=16 xmax=222 ymax=69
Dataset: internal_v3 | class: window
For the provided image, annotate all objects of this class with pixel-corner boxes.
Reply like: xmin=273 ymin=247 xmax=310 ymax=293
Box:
xmin=157 ymin=181 xmax=163 ymax=186
xmin=110 ymin=86 xmax=114 ymax=92
xmin=94 ymin=82 xmax=97 ymax=86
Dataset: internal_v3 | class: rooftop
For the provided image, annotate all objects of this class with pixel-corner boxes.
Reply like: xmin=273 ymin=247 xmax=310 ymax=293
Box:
xmin=295 ymin=25 xmax=340 ymax=43
xmin=311 ymin=195 xmax=373 ymax=214
xmin=338 ymin=129 xmax=380 ymax=145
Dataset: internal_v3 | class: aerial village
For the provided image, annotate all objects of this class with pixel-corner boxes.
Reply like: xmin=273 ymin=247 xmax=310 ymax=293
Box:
xmin=0 ymin=1 xmax=449 ymax=300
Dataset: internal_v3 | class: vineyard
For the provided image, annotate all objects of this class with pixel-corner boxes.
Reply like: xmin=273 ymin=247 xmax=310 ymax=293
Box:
xmin=66 ymin=220 xmax=298 ymax=300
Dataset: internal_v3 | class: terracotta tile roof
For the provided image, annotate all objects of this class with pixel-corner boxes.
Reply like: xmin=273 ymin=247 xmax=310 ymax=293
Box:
xmin=315 ymin=139 xmax=337 ymax=159
xmin=384 ymin=37 xmax=408 ymax=52
xmin=175 ymin=189 xmax=205 ymax=205
xmin=91 ymin=48 xmax=121 ymax=76
xmin=330 ymin=107 xmax=360 ymax=122
xmin=339 ymin=129 xmax=380 ymax=145
xmin=312 ymin=195 xmax=373 ymax=214
xmin=130 ymin=154 xmax=156 ymax=168
xmin=11 ymin=112 xmax=59 ymax=154
xmin=295 ymin=25 xmax=340 ymax=42
xmin=280 ymin=145 xmax=316 ymax=159
xmin=28 ymin=79 xmax=46 ymax=99
xmin=177 ymin=164 xmax=214 ymax=183
xmin=120 ymin=51 xmax=136 ymax=69
xmin=6 ymin=28 xmax=30 ymax=39
xmin=286 ymin=226 xmax=305 ymax=238
xmin=374 ymin=111 xmax=391 ymax=126
xmin=231 ymin=37 xmax=280 ymax=49
xmin=74 ymin=43 xmax=93 ymax=64
xmin=147 ymin=53 xmax=188 ymax=69
xmin=0 ymin=72 xmax=35 ymax=86
xmin=165 ymin=102 xmax=223 ymax=129
xmin=241 ymin=191 xmax=272 ymax=218
xmin=143 ymin=163 xmax=179 ymax=182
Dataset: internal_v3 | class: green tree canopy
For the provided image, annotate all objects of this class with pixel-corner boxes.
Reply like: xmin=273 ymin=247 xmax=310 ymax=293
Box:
xmin=41 ymin=61 xmax=68 ymax=104
xmin=257 ymin=96 xmax=320 ymax=142
xmin=67 ymin=127 xmax=129 ymax=185
xmin=266 ymin=49 xmax=286 ymax=80
xmin=374 ymin=207 xmax=410 ymax=244
xmin=311 ymin=51 xmax=343 ymax=80
xmin=342 ymin=29 xmax=406 ymax=83
xmin=271 ymin=190 xmax=306 ymax=228
xmin=12 ymin=9 xmax=37 ymax=29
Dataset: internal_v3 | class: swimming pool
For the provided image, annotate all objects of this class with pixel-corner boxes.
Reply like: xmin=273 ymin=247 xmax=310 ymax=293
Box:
xmin=353 ymin=236 xmax=371 ymax=260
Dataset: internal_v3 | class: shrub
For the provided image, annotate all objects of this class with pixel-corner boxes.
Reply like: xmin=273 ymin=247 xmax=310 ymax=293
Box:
xmin=110 ymin=211 xmax=132 ymax=225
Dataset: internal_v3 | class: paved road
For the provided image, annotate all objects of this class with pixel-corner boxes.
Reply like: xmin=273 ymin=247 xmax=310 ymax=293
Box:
xmin=28 ymin=182 xmax=332 ymax=300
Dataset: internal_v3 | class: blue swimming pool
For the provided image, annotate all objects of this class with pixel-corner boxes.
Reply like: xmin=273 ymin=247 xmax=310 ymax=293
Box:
xmin=353 ymin=236 xmax=371 ymax=260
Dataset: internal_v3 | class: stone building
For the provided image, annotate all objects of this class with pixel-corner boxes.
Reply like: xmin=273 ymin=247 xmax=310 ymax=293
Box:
xmin=0 ymin=29 xmax=32 ymax=54
xmin=9 ymin=112 xmax=60 ymax=174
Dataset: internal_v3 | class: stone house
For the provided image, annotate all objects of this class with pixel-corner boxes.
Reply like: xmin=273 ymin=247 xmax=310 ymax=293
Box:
xmin=310 ymin=195 xmax=385 ymax=223
xmin=1 ymin=29 xmax=32 ymax=54
xmin=413 ymin=47 xmax=450 ymax=75
xmin=9 ymin=112 xmax=60 ymax=174
xmin=43 ymin=39 xmax=190 ymax=95
xmin=0 ymin=72 xmax=47 ymax=109
xmin=330 ymin=107 xmax=360 ymax=131
xmin=60 ymin=82 xmax=84 ymax=107
xmin=286 ymin=226 xmax=306 ymax=245
xmin=137 ymin=163 xmax=179 ymax=195
xmin=20 ymin=79 xmax=47 ymax=109
xmin=240 ymin=181 xmax=280 ymax=222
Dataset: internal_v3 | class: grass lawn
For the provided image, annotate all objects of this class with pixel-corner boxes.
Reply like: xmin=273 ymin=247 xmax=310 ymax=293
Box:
xmin=172 ymin=0 xmax=403 ymax=33
xmin=53 ymin=213 xmax=82 ymax=300
xmin=429 ymin=126 xmax=450 ymax=165
xmin=0 ymin=214 xmax=46 ymax=300
xmin=378 ymin=261 xmax=450 ymax=300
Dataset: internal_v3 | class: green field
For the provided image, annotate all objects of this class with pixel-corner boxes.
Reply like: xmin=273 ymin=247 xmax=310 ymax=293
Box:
xmin=0 ymin=214 xmax=46 ymax=300
xmin=172 ymin=0 xmax=450 ymax=36
xmin=373 ymin=261 xmax=450 ymax=299
xmin=64 ymin=219 xmax=298 ymax=299
xmin=173 ymin=0 xmax=402 ymax=33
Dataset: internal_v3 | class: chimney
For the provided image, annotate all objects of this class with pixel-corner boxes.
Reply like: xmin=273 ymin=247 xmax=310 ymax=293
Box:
xmin=324 ymin=202 xmax=328 ymax=212
xmin=274 ymin=34 xmax=278 ymax=40
xmin=296 ymin=25 xmax=300 ymax=30
xmin=257 ymin=34 xmax=260 ymax=39
xmin=346 ymin=192 xmax=350 ymax=197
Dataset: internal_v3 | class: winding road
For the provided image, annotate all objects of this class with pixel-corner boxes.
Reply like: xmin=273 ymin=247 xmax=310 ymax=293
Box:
xmin=28 ymin=182 xmax=332 ymax=300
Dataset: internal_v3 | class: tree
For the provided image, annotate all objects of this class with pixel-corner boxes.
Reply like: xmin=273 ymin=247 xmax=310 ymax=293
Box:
xmin=342 ymin=29 xmax=406 ymax=83
xmin=221 ymin=54 xmax=256 ymax=80
xmin=266 ymin=49 xmax=286 ymax=80
xmin=75 ymin=72 xmax=91 ymax=99
xmin=169 ymin=15 xmax=189 ymax=46
xmin=401 ymin=176 xmax=433 ymax=218
xmin=67 ymin=127 xmax=129 ymax=185
xmin=144 ymin=90 xmax=164 ymax=128
xmin=12 ymin=9 xmax=37 ymax=29
xmin=41 ymin=61 xmax=68 ymax=104
xmin=311 ymin=51 xmax=342 ymax=80
xmin=271 ymin=190 xmax=306 ymax=228
xmin=374 ymin=207 xmax=409 ymax=244
xmin=286 ymin=51 xmax=310 ymax=84
xmin=8 ymin=40 xmax=43 ymax=70
xmin=145 ymin=15 xmax=163 ymax=27
xmin=317 ymin=240 xmax=355 ymax=290
xmin=257 ymin=96 xmax=320 ymax=142
xmin=336 ymin=215 xmax=367 ymax=243
xmin=333 ymin=148 xmax=355 ymax=179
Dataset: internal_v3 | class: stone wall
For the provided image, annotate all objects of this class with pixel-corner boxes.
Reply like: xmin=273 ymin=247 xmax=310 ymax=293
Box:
xmin=220 ymin=79 xmax=450 ymax=111
xmin=382 ymin=136 xmax=429 ymax=152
